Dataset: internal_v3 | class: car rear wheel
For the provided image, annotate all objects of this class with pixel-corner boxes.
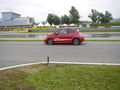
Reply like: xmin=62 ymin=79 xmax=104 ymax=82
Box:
xmin=47 ymin=39 xmax=54 ymax=45
xmin=73 ymin=39 xmax=80 ymax=45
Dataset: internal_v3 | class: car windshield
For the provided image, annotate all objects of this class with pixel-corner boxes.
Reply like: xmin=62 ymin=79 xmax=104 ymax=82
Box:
xmin=76 ymin=29 xmax=79 ymax=32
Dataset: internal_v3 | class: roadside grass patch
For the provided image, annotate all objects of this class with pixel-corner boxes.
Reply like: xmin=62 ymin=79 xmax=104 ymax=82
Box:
xmin=90 ymin=23 xmax=120 ymax=26
xmin=0 ymin=64 xmax=120 ymax=90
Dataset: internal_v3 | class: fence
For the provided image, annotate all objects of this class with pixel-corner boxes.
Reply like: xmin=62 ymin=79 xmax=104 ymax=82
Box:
xmin=78 ymin=26 xmax=120 ymax=31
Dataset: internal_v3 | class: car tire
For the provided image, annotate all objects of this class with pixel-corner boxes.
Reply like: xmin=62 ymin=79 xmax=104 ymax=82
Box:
xmin=47 ymin=39 xmax=54 ymax=45
xmin=73 ymin=38 xmax=80 ymax=45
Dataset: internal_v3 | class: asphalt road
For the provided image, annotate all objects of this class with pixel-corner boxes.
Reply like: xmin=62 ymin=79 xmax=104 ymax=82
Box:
xmin=0 ymin=42 xmax=120 ymax=68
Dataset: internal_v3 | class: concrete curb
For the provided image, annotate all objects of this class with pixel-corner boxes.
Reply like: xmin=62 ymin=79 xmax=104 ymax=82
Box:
xmin=0 ymin=61 xmax=120 ymax=71
xmin=0 ymin=62 xmax=46 ymax=71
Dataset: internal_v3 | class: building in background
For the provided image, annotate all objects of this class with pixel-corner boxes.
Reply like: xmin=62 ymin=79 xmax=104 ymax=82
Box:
xmin=0 ymin=12 xmax=35 ymax=28
xmin=110 ymin=18 xmax=120 ymax=23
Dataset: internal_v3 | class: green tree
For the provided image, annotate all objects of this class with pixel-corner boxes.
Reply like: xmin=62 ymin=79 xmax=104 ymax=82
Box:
xmin=88 ymin=9 xmax=100 ymax=23
xmin=54 ymin=15 xmax=60 ymax=25
xmin=69 ymin=6 xmax=80 ymax=24
xmin=61 ymin=15 xmax=70 ymax=24
xmin=99 ymin=11 xmax=113 ymax=23
xmin=47 ymin=13 xmax=54 ymax=25
xmin=47 ymin=13 xmax=60 ymax=25
xmin=88 ymin=9 xmax=113 ymax=23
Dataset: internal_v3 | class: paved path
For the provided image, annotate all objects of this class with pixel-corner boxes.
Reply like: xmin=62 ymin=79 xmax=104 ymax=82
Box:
xmin=0 ymin=42 xmax=120 ymax=68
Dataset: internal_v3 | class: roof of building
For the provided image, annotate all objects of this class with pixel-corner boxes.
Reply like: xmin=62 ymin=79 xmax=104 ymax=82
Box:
xmin=2 ymin=12 xmax=21 ymax=16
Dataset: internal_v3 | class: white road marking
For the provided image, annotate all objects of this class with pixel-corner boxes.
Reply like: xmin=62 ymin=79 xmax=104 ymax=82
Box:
xmin=0 ymin=61 xmax=120 ymax=71
xmin=0 ymin=62 xmax=46 ymax=71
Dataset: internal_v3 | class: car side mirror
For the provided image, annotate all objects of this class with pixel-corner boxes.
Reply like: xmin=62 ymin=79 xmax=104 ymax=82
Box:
xmin=54 ymin=32 xmax=58 ymax=35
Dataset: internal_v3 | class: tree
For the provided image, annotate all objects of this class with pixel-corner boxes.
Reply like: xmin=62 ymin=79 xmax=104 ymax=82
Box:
xmin=54 ymin=15 xmax=60 ymax=25
xmin=61 ymin=15 xmax=70 ymax=24
xmin=88 ymin=9 xmax=100 ymax=23
xmin=47 ymin=13 xmax=54 ymax=25
xmin=88 ymin=9 xmax=113 ymax=23
xmin=69 ymin=6 xmax=80 ymax=24
xmin=99 ymin=11 xmax=113 ymax=23
xmin=47 ymin=13 xmax=60 ymax=25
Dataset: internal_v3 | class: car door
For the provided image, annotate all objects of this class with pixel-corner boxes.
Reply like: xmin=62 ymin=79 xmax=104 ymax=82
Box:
xmin=67 ymin=29 xmax=75 ymax=39
xmin=54 ymin=29 xmax=69 ymax=43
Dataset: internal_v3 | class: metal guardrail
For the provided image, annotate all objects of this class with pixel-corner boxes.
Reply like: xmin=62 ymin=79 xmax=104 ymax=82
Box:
xmin=78 ymin=27 xmax=120 ymax=31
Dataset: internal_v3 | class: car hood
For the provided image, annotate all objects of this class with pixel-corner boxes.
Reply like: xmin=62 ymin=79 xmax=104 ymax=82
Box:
xmin=46 ymin=33 xmax=54 ymax=38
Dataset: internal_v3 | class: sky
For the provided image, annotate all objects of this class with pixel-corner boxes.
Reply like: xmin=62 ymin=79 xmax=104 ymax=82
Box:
xmin=0 ymin=0 xmax=120 ymax=23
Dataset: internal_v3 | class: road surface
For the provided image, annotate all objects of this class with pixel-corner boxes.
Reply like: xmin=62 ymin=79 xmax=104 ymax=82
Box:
xmin=0 ymin=42 xmax=120 ymax=68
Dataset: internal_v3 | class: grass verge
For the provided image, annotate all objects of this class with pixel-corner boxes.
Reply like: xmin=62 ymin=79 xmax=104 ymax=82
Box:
xmin=0 ymin=64 xmax=120 ymax=90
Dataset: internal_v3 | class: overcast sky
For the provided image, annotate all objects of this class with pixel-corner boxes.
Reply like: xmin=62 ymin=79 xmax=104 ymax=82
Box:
xmin=0 ymin=0 xmax=120 ymax=22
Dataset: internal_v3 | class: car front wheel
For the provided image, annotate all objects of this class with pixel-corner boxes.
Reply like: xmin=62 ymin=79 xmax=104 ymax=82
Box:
xmin=47 ymin=39 xmax=54 ymax=45
xmin=73 ymin=39 xmax=80 ymax=45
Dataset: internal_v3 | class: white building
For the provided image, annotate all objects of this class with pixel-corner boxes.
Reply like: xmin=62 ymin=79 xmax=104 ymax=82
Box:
xmin=0 ymin=12 xmax=35 ymax=28
xmin=110 ymin=18 xmax=120 ymax=23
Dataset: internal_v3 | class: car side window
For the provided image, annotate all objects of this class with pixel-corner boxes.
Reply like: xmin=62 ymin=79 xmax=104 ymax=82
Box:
xmin=67 ymin=29 xmax=74 ymax=33
xmin=59 ymin=29 xmax=67 ymax=34
xmin=55 ymin=30 xmax=60 ymax=34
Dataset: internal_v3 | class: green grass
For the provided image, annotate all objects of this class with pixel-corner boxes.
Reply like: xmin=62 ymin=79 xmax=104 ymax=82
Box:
xmin=81 ymin=23 xmax=120 ymax=27
xmin=0 ymin=64 xmax=120 ymax=90
xmin=90 ymin=23 xmax=120 ymax=26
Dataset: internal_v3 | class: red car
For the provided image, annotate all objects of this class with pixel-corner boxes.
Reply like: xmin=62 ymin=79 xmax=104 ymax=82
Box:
xmin=44 ymin=28 xmax=85 ymax=45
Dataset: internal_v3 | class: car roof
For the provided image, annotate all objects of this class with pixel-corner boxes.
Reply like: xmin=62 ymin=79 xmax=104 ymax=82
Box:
xmin=59 ymin=27 xmax=77 ymax=30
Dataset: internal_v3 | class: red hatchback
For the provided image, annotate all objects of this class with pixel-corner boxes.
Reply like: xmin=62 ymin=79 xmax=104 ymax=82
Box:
xmin=44 ymin=28 xmax=85 ymax=45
